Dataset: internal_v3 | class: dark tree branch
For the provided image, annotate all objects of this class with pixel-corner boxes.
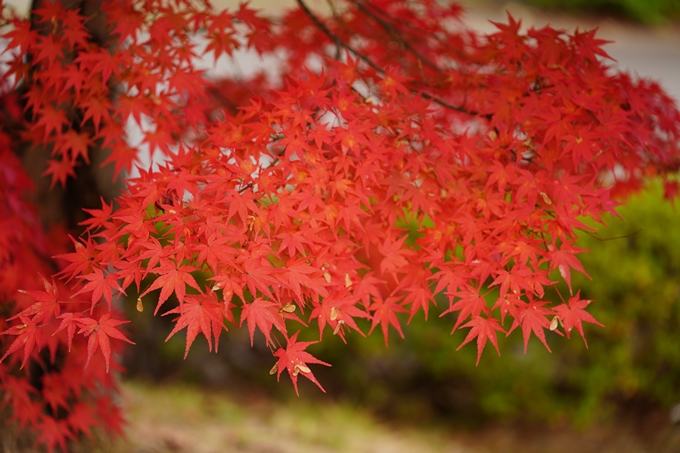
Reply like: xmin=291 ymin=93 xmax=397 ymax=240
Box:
xmin=352 ymin=0 xmax=441 ymax=72
xmin=354 ymin=0 xmax=476 ymax=67
xmin=295 ymin=0 xmax=479 ymax=116
xmin=295 ymin=0 xmax=384 ymax=74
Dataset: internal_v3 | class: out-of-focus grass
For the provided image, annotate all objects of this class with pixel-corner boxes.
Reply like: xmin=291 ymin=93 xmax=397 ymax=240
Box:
xmin=82 ymin=379 xmax=680 ymax=453
xmin=104 ymin=380 xmax=468 ymax=453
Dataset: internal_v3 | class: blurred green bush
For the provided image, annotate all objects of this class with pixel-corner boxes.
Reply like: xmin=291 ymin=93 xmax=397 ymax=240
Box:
xmin=523 ymin=0 xmax=680 ymax=24
xmin=311 ymin=181 xmax=680 ymax=426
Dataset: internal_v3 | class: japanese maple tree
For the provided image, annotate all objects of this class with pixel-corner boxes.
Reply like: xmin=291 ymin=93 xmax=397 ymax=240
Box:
xmin=1 ymin=0 xmax=679 ymax=450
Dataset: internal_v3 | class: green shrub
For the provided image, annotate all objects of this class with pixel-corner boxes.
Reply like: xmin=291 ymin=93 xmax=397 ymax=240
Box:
xmin=313 ymin=181 xmax=680 ymax=426
xmin=524 ymin=0 xmax=680 ymax=24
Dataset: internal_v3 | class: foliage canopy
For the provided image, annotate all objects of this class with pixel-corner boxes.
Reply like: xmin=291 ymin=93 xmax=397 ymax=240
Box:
xmin=0 ymin=0 xmax=679 ymax=450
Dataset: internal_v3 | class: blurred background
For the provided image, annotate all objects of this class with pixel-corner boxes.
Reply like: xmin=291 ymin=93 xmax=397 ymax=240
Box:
xmin=3 ymin=0 xmax=680 ymax=452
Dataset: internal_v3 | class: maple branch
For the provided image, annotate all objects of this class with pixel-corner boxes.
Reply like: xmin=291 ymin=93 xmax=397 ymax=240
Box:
xmin=27 ymin=244 xmax=61 ymax=274
xmin=585 ymin=228 xmax=643 ymax=242
xmin=295 ymin=0 xmax=384 ymax=74
xmin=237 ymin=183 xmax=253 ymax=194
xmin=236 ymin=157 xmax=281 ymax=194
xmin=351 ymin=0 xmax=440 ymax=72
xmin=419 ymin=92 xmax=476 ymax=115
xmin=82 ymin=9 xmax=102 ymax=25
xmin=294 ymin=0 xmax=476 ymax=116
xmin=324 ymin=0 xmax=353 ymax=61
xmin=353 ymin=0 xmax=474 ymax=65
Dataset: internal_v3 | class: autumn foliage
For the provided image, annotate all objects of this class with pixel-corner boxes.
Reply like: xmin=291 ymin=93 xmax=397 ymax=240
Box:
xmin=1 ymin=0 xmax=679 ymax=450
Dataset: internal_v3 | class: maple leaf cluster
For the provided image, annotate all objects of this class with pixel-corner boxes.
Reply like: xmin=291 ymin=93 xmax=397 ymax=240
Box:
xmin=1 ymin=0 xmax=679 ymax=450
xmin=0 ymin=97 xmax=124 ymax=450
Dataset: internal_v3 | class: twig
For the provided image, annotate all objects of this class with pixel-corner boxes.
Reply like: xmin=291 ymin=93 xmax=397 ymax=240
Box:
xmin=355 ymin=0 xmax=474 ymax=64
xmin=294 ymin=0 xmax=478 ymax=116
xmin=585 ymin=228 xmax=643 ymax=242
xmin=352 ymin=0 xmax=441 ymax=72
xmin=295 ymin=0 xmax=384 ymax=74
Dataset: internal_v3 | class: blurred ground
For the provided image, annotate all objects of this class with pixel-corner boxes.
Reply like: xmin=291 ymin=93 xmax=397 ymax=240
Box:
xmin=104 ymin=380 xmax=680 ymax=453
xmin=108 ymin=380 xmax=469 ymax=453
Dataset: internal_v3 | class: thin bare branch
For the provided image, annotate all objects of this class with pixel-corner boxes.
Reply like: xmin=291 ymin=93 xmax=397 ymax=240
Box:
xmin=352 ymin=0 xmax=441 ymax=72
xmin=295 ymin=0 xmax=384 ymax=74
xmin=295 ymin=0 xmax=478 ymax=116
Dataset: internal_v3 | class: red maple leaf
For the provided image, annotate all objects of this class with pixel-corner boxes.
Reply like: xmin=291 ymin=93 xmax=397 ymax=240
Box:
xmin=52 ymin=313 xmax=85 ymax=352
xmin=79 ymin=96 xmax=112 ymax=132
xmin=273 ymin=331 xmax=330 ymax=395
xmin=545 ymin=242 xmax=591 ymax=294
xmin=34 ymin=34 xmax=65 ymax=67
xmin=60 ymin=63 xmax=87 ymax=96
xmin=56 ymin=236 xmax=97 ymax=282
xmin=43 ymin=157 xmax=77 ymax=189
xmin=509 ymin=300 xmax=555 ymax=353
xmin=58 ymin=129 xmax=93 ymax=164
xmin=73 ymin=268 xmax=125 ymax=313
xmin=11 ymin=274 xmax=62 ymax=324
xmin=456 ymin=315 xmax=505 ymax=365
xmin=378 ymin=235 xmax=415 ymax=277
xmin=0 ymin=316 xmax=42 ymax=370
xmin=368 ymin=295 xmax=407 ymax=346
xmin=35 ymin=105 xmax=67 ymax=140
xmin=553 ymin=291 xmax=604 ymax=347
xmin=2 ymin=19 xmax=37 ymax=54
xmin=80 ymin=197 xmax=114 ymax=232
xmin=242 ymin=257 xmax=279 ymax=299
xmin=41 ymin=373 xmax=70 ymax=413
xmin=68 ymin=403 xmax=98 ymax=439
xmin=240 ymin=297 xmax=287 ymax=346
xmin=163 ymin=294 xmax=226 ymax=358
xmin=77 ymin=312 xmax=135 ymax=373
xmin=309 ymin=292 xmax=369 ymax=341
xmin=60 ymin=9 xmax=90 ymax=49
xmin=35 ymin=416 xmax=73 ymax=453
xmin=195 ymin=233 xmax=239 ymax=272
xmin=141 ymin=258 xmax=202 ymax=314
xmin=116 ymin=94 xmax=149 ymax=126
xmin=205 ymin=29 xmax=239 ymax=60
xmin=278 ymin=260 xmax=329 ymax=301
xmin=441 ymin=287 xmax=490 ymax=333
